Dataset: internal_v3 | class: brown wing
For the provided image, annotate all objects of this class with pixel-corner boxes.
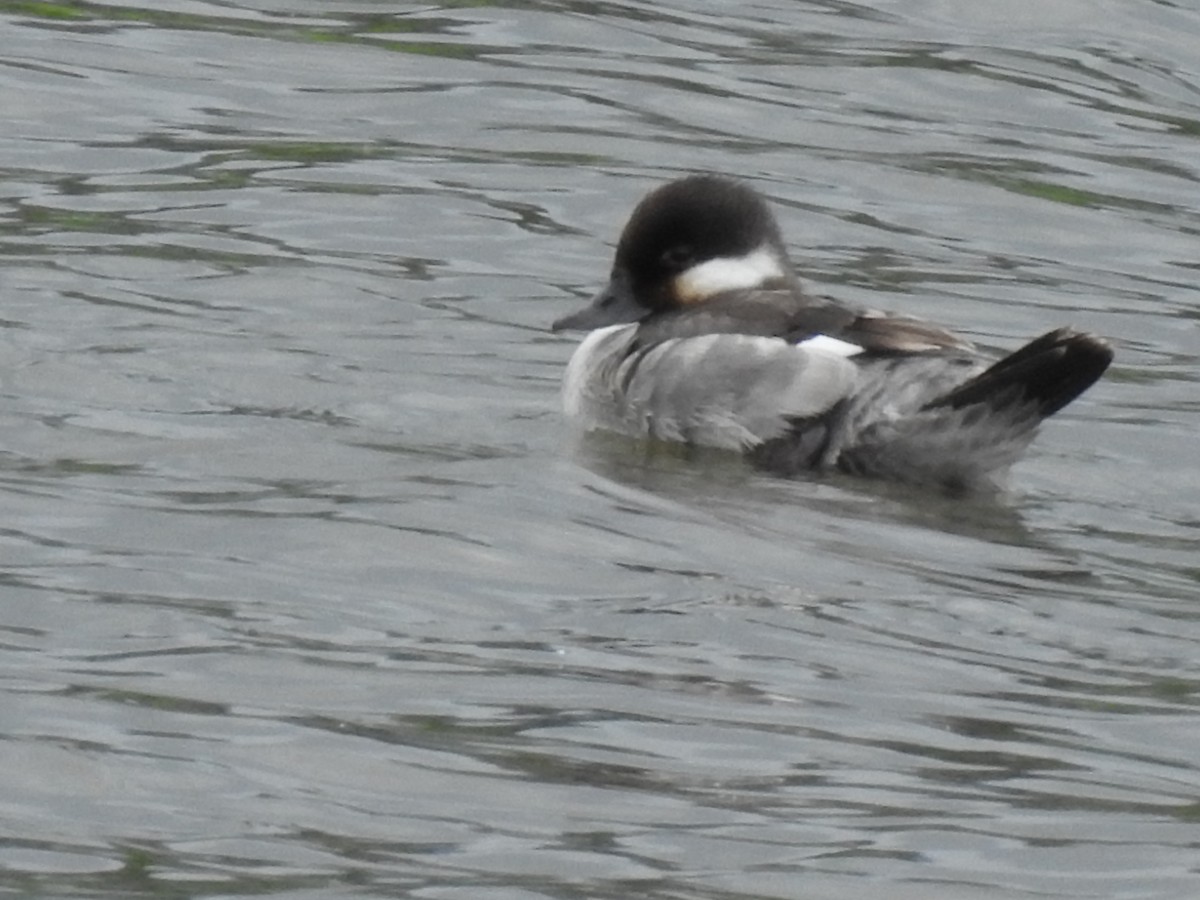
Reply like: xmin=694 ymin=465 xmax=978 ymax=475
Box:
xmin=634 ymin=289 xmax=974 ymax=355
xmin=844 ymin=312 xmax=975 ymax=354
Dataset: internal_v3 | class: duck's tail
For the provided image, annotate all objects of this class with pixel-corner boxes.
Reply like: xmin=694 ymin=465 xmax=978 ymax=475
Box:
xmin=838 ymin=328 xmax=1113 ymax=491
xmin=923 ymin=327 xmax=1114 ymax=420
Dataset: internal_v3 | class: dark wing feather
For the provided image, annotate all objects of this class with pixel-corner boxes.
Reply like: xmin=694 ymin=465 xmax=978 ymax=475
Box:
xmin=634 ymin=289 xmax=972 ymax=355
xmin=841 ymin=312 xmax=975 ymax=354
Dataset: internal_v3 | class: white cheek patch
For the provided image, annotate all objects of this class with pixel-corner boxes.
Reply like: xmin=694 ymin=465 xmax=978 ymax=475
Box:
xmin=673 ymin=246 xmax=785 ymax=302
xmin=796 ymin=334 xmax=864 ymax=357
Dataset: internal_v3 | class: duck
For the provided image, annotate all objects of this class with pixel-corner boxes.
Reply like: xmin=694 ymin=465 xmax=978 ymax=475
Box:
xmin=551 ymin=174 xmax=1113 ymax=491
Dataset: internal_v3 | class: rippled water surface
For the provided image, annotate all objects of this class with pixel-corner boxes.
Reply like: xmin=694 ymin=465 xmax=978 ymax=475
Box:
xmin=2 ymin=1 xmax=1198 ymax=897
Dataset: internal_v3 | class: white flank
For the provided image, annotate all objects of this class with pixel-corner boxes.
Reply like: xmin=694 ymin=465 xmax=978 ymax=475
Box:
xmin=796 ymin=333 xmax=863 ymax=358
xmin=673 ymin=245 xmax=784 ymax=301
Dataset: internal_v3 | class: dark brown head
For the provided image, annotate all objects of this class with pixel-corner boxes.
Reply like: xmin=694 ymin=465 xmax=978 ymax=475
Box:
xmin=553 ymin=175 xmax=794 ymax=331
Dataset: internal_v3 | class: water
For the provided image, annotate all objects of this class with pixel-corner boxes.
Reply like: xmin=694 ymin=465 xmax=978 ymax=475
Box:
xmin=1 ymin=1 xmax=1198 ymax=898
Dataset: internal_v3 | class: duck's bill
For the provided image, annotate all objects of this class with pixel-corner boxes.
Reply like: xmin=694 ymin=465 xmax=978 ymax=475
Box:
xmin=551 ymin=274 xmax=645 ymax=332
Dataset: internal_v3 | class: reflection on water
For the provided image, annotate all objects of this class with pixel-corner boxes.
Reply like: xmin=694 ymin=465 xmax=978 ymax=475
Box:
xmin=1 ymin=1 xmax=1198 ymax=898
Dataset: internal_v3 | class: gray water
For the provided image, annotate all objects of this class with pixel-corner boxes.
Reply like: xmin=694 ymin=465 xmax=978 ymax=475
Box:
xmin=1 ymin=1 xmax=1198 ymax=898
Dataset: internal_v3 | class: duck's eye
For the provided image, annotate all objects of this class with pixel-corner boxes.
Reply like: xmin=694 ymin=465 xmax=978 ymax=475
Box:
xmin=660 ymin=245 xmax=693 ymax=270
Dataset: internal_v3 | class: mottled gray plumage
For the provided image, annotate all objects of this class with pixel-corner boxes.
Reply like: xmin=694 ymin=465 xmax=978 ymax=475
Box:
xmin=563 ymin=325 xmax=857 ymax=450
xmin=553 ymin=175 xmax=1113 ymax=491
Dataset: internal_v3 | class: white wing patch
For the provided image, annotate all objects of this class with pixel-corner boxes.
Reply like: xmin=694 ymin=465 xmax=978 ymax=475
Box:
xmin=673 ymin=246 xmax=785 ymax=302
xmin=796 ymin=333 xmax=864 ymax=358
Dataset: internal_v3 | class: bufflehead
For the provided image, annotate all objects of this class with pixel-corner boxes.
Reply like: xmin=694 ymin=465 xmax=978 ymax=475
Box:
xmin=552 ymin=175 xmax=1113 ymax=491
